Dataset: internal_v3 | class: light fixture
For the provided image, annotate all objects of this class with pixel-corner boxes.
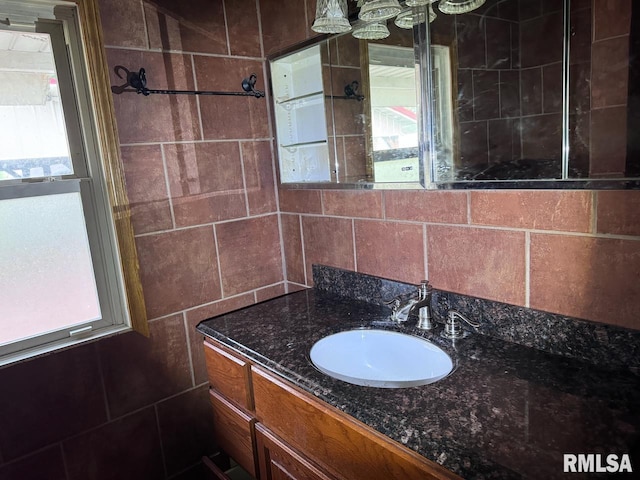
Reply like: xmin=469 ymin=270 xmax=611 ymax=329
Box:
xmin=312 ymin=0 xmax=352 ymax=34
xmin=352 ymin=21 xmax=391 ymax=39
xmin=358 ymin=0 xmax=402 ymax=22
xmin=405 ymin=0 xmax=438 ymax=6
xmin=438 ymin=0 xmax=486 ymax=15
xmin=394 ymin=6 xmax=436 ymax=29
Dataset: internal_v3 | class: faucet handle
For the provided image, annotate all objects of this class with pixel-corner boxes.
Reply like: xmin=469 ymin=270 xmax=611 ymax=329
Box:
xmin=441 ymin=310 xmax=480 ymax=339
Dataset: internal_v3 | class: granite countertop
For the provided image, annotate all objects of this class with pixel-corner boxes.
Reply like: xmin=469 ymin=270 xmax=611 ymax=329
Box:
xmin=197 ymin=289 xmax=640 ymax=479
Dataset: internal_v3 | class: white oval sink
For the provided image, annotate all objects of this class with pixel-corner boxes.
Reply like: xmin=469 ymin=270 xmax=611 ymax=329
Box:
xmin=310 ymin=329 xmax=453 ymax=388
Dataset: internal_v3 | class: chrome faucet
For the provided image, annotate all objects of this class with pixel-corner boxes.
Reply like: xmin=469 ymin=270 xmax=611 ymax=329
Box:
xmin=388 ymin=280 xmax=434 ymax=330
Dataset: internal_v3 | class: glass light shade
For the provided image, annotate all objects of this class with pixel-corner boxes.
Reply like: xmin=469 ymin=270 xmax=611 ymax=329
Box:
xmin=312 ymin=0 xmax=352 ymax=34
xmin=405 ymin=0 xmax=438 ymax=6
xmin=394 ymin=6 xmax=436 ymax=29
xmin=358 ymin=0 xmax=402 ymax=22
xmin=352 ymin=21 xmax=391 ymax=39
xmin=438 ymin=0 xmax=486 ymax=14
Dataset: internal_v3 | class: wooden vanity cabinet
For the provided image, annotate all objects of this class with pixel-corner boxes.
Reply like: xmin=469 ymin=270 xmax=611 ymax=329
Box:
xmin=203 ymin=338 xmax=459 ymax=480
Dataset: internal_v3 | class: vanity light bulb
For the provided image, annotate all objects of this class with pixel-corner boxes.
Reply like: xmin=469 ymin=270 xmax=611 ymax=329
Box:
xmin=405 ymin=0 xmax=438 ymax=6
xmin=358 ymin=0 xmax=402 ymax=22
xmin=312 ymin=0 xmax=352 ymax=34
xmin=438 ymin=0 xmax=487 ymax=15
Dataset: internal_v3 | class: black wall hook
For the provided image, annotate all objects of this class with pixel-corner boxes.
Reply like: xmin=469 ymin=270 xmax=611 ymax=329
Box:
xmin=111 ymin=66 xmax=265 ymax=99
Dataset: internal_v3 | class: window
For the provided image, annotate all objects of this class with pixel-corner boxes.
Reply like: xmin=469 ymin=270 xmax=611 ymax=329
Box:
xmin=0 ymin=0 xmax=147 ymax=366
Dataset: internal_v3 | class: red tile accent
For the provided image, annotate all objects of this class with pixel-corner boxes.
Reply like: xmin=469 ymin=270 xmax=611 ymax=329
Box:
xmin=594 ymin=0 xmax=632 ymax=41
xmin=385 ymin=191 xmax=468 ymax=224
xmin=165 ymin=142 xmax=247 ymax=227
xmin=121 ymin=145 xmax=172 ymax=234
xmin=256 ymin=283 xmax=287 ymax=302
xmin=278 ymin=189 xmax=323 ymax=214
xmin=0 ymin=446 xmax=66 ymax=480
xmin=98 ymin=315 xmax=192 ymax=417
xmin=597 ymin=191 xmax=640 ymax=237
xmin=428 ymin=226 xmax=526 ymax=306
xmin=354 ymin=220 xmax=425 ymax=284
xmin=157 ymin=386 xmax=216 ymax=476
xmin=144 ymin=0 xmax=227 ymax=54
xmin=322 ymin=191 xmax=383 ymax=219
xmin=185 ymin=294 xmax=255 ymax=385
xmin=216 ymin=215 xmax=283 ymax=296
xmin=530 ymin=234 xmax=640 ymax=329
xmin=193 ymin=56 xmax=269 ymax=140
xmin=64 ymin=408 xmax=164 ymax=480
xmin=98 ymin=0 xmax=147 ymax=48
xmin=301 ymin=216 xmax=355 ymax=284
xmin=242 ymin=141 xmax=277 ymax=216
xmin=471 ymin=191 xmax=593 ymax=232
xmin=106 ymin=49 xmax=201 ymax=144
xmin=0 ymin=344 xmax=107 ymax=460
xmin=136 ymin=228 xmax=221 ymax=318
xmin=281 ymin=214 xmax=306 ymax=285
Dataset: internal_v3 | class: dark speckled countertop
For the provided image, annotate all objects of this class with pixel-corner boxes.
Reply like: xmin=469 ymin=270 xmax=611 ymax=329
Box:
xmin=197 ymin=289 xmax=640 ymax=479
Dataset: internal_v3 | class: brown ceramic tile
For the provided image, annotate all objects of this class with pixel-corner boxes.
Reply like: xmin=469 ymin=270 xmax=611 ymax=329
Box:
xmin=473 ymin=70 xmax=501 ymax=120
xmin=530 ymin=234 xmax=640 ymax=329
xmin=99 ymin=315 xmax=192 ymax=417
xmin=521 ymin=113 xmax=562 ymax=162
xmin=136 ymin=227 xmax=221 ymax=318
xmin=194 ymin=56 xmax=269 ymax=140
xmin=343 ymin=136 xmax=368 ymax=180
xmin=185 ymin=294 xmax=255 ymax=385
xmin=594 ymin=0 xmax=632 ymax=41
xmin=519 ymin=0 xmax=542 ymax=21
xmin=322 ymin=191 xmax=383 ymax=219
xmin=569 ymin=62 xmax=591 ymax=114
xmin=592 ymin=36 xmax=629 ymax=109
xmin=486 ymin=18 xmax=512 ymax=69
xmin=457 ymin=69 xmax=474 ymax=123
xmin=459 ymin=121 xmax=489 ymax=168
xmin=335 ymin=33 xmax=361 ymax=67
xmin=520 ymin=11 xmax=563 ymax=68
xmin=597 ymin=191 xmax=640 ymax=237
xmin=590 ymin=106 xmax=628 ymax=177
xmin=144 ymin=0 xmax=227 ymax=55
xmin=331 ymin=68 xmax=365 ymax=136
xmin=488 ymin=119 xmax=518 ymax=165
xmin=157 ymin=386 xmax=216 ymax=476
xmin=542 ymin=63 xmax=562 ymax=114
xmin=260 ymin=0 xmax=307 ymax=55
xmin=498 ymin=0 xmax=519 ymax=21
xmin=500 ymin=70 xmax=520 ymax=118
xmin=568 ymin=112 xmax=590 ymax=177
xmin=384 ymin=191 xmax=468 ymax=224
xmin=281 ymin=214 xmax=306 ymax=285
xmin=0 ymin=446 xmax=66 ymax=480
xmin=541 ymin=0 xmax=562 ymax=14
xmin=121 ymin=145 xmax=172 ymax=234
xmin=355 ymin=220 xmax=425 ymax=284
xmin=428 ymin=226 xmax=526 ymax=306
xmin=456 ymin=15 xmax=486 ymax=69
xmin=225 ymin=0 xmax=261 ymax=57
xmin=64 ymin=408 xmax=164 ymax=480
xmin=569 ymin=6 xmax=592 ymax=65
xmin=165 ymin=142 xmax=247 ymax=227
xmin=278 ymin=189 xmax=323 ymax=213
xmin=510 ymin=23 xmax=520 ymax=68
xmin=471 ymin=191 xmax=592 ymax=232
xmin=520 ymin=67 xmax=542 ymax=116
xmin=106 ymin=49 xmax=200 ymax=144
xmin=301 ymin=216 xmax=355 ymax=285
xmin=0 ymin=344 xmax=106 ymax=460
xmin=216 ymin=215 xmax=283 ymax=296
xmin=98 ymin=0 xmax=147 ymax=48
xmin=242 ymin=141 xmax=277 ymax=216
xmin=255 ymin=283 xmax=287 ymax=302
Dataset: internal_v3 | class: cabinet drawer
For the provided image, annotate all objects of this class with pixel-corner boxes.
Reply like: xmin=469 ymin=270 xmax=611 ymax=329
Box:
xmin=252 ymin=367 xmax=459 ymax=480
xmin=204 ymin=340 xmax=253 ymax=411
xmin=255 ymin=423 xmax=336 ymax=480
xmin=209 ymin=389 xmax=257 ymax=478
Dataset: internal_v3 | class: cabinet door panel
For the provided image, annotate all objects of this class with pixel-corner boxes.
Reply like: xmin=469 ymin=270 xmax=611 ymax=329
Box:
xmin=256 ymin=423 xmax=336 ymax=480
xmin=252 ymin=367 xmax=459 ymax=480
xmin=204 ymin=340 xmax=253 ymax=411
xmin=209 ymin=389 xmax=257 ymax=478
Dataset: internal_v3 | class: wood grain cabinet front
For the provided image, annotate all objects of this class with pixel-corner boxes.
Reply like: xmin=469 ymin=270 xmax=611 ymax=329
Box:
xmin=204 ymin=339 xmax=254 ymax=411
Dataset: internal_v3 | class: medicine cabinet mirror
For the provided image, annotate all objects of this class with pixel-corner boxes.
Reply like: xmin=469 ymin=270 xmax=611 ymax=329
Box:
xmin=268 ymin=0 xmax=640 ymax=189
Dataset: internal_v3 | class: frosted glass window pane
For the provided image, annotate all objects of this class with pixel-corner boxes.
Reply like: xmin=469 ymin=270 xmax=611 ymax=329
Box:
xmin=0 ymin=30 xmax=73 ymax=181
xmin=0 ymin=192 xmax=100 ymax=345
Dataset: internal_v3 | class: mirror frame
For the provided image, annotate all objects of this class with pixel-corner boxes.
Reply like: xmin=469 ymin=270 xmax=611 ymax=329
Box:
xmin=268 ymin=1 xmax=640 ymax=191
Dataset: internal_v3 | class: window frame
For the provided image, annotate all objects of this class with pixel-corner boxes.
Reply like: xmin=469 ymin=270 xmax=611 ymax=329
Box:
xmin=0 ymin=0 xmax=148 ymax=366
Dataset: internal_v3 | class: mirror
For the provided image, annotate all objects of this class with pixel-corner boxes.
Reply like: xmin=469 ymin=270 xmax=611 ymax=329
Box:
xmin=269 ymin=0 xmax=640 ymax=189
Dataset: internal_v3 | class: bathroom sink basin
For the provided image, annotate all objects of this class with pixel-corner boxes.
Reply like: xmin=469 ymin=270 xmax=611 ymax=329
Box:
xmin=309 ymin=329 xmax=453 ymax=388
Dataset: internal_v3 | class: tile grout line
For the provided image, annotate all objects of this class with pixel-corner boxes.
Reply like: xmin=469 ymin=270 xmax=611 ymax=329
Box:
xmin=423 ymin=223 xmax=429 ymax=281
xmin=238 ymin=141 xmax=251 ymax=217
xmin=466 ymin=191 xmax=472 ymax=224
xmin=525 ymin=231 xmax=531 ymax=308
xmin=59 ymin=442 xmax=71 ymax=480
xmin=190 ymin=55 xmax=205 ymax=141
xmin=299 ymin=214 xmax=309 ymax=286
xmin=153 ymin=404 xmax=169 ymax=480
xmin=95 ymin=344 xmax=112 ymax=423
xmin=352 ymin=218 xmax=358 ymax=273
xmin=255 ymin=0 xmax=265 ymax=60
xmin=139 ymin=0 xmax=151 ymax=51
xmin=592 ymin=191 xmax=598 ymax=234
xmin=182 ymin=312 xmax=197 ymax=388
xmin=221 ymin=0 xmax=232 ymax=57
xmin=212 ymin=224 xmax=225 ymax=299
xmin=103 ymin=45 xmax=263 ymax=62
xmin=119 ymin=137 xmax=273 ymax=148
xmin=160 ymin=144 xmax=177 ymax=230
